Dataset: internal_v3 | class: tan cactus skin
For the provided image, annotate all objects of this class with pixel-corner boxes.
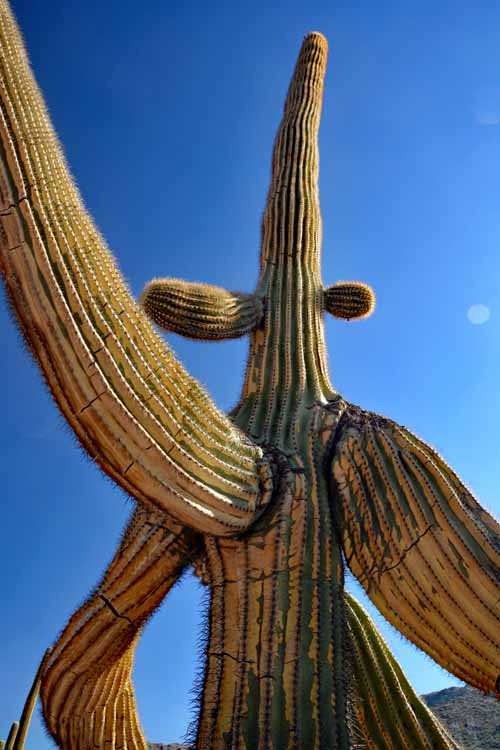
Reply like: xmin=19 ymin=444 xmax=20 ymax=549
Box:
xmin=0 ymin=3 xmax=498 ymax=750
xmin=140 ymin=279 xmax=263 ymax=340
xmin=0 ymin=3 xmax=275 ymax=539
xmin=41 ymin=507 xmax=202 ymax=749
xmin=332 ymin=406 xmax=500 ymax=696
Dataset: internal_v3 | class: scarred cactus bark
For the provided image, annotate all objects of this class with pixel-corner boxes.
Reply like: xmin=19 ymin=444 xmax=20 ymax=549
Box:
xmin=0 ymin=3 xmax=498 ymax=750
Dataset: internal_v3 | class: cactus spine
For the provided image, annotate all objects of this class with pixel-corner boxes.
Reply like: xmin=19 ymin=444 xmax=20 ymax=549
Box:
xmin=0 ymin=4 xmax=498 ymax=750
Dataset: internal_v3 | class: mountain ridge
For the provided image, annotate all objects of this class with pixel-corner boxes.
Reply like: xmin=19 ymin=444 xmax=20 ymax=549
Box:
xmin=143 ymin=686 xmax=500 ymax=750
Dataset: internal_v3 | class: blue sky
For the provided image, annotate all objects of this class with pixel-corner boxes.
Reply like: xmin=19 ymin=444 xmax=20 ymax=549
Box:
xmin=2 ymin=0 xmax=500 ymax=747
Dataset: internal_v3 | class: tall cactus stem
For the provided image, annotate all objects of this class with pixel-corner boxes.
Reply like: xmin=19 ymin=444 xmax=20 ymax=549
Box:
xmin=12 ymin=647 xmax=52 ymax=750
xmin=4 ymin=723 xmax=18 ymax=750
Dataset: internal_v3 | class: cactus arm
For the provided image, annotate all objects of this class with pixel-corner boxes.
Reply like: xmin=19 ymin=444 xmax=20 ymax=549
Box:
xmin=0 ymin=0 xmax=274 ymax=536
xmin=12 ymin=647 xmax=52 ymax=750
xmin=345 ymin=592 xmax=460 ymax=750
xmin=324 ymin=281 xmax=375 ymax=321
xmin=331 ymin=404 xmax=500 ymax=696
xmin=41 ymin=505 xmax=202 ymax=750
xmin=4 ymin=723 xmax=18 ymax=750
xmin=140 ymin=277 xmax=376 ymax=340
xmin=140 ymin=279 xmax=263 ymax=340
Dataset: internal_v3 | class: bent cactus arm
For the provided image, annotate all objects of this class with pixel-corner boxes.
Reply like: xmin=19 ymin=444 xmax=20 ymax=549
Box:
xmin=345 ymin=593 xmax=460 ymax=750
xmin=141 ymin=279 xmax=263 ymax=340
xmin=331 ymin=404 xmax=500 ymax=696
xmin=0 ymin=0 xmax=274 ymax=537
xmin=41 ymin=507 xmax=202 ymax=750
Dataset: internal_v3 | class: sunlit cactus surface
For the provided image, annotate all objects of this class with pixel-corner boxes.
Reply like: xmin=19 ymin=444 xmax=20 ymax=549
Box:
xmin=0 ymin=3 xmax=498 ymax=749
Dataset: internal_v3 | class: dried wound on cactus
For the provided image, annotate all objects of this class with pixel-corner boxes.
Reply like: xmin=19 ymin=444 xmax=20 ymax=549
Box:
xmin=0 ymin=3 xmax=498 ymax=750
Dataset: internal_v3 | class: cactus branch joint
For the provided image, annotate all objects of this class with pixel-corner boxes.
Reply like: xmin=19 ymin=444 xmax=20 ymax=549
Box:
xmin=0 ymin=3 xmax=498 ymax=750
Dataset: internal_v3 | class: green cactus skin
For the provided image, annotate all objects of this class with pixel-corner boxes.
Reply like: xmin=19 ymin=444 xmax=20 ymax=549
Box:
xmin=0 ymin=3 xmax=498 ymax=750
xmin=344 ymin=594 xmax=460 ymax=750
xmin=4 ymin=723 xmax=18 ymax=750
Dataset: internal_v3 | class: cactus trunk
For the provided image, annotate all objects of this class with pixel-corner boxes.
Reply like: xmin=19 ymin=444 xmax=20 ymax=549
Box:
xmin=232 ymin=33 xmax=335 ymax=446
xmin=195 ymin=405 xmax=350 ymax=750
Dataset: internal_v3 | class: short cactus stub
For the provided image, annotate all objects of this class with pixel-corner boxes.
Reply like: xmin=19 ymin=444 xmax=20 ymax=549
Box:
xmin=325 ymin=281 xmax=376 ymax=320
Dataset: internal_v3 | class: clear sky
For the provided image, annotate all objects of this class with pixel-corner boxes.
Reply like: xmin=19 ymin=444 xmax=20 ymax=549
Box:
xmin=2 ymin=0 xmax=500 ymax=747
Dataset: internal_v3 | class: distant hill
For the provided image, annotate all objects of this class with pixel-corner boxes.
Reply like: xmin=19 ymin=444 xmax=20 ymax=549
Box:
xmin=422 ymin=686 xmax=500 ymax=750
xmin=144 ymin=687 xmax=499 ymax=750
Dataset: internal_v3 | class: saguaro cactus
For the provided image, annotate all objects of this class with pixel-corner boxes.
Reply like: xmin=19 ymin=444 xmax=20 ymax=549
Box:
xmin=0 ymin=648 xmax=52 ymax=750
xmin=0 ymin=4 xmax=498 ymax=750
